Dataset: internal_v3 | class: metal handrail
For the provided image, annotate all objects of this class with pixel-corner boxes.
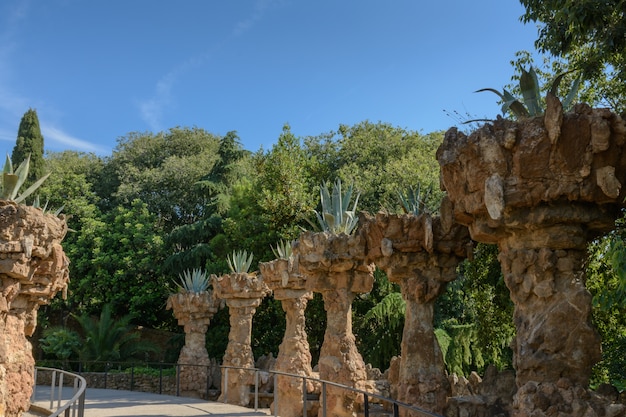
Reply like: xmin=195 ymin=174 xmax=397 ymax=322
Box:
xmin=32 ymin=366 xmax=87 ymax=417
xmin=221 ymin=365 xmax=444 ymax=417
xmin=33 ymin=360 xmax=444 ymax=416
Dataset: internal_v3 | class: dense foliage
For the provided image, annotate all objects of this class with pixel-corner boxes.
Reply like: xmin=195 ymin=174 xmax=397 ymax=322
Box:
xmin=519 ymin=1 xmax=626 ymax=112
xmin=27 ymin=118 xmax=623 ymax=390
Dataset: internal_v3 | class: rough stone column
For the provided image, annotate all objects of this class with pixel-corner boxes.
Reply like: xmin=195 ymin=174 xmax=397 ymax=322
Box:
xmin=498 ymin=226 xmax=605 ymax=415
xmin=361 ymin=211 xmax=471 ymax=415
xmin=0 ymin=202 xmax=70 ymax=417
xmin=166 ymin=290 xmax=218 ymax=398
xmin=260 ymin=257 xmax=313 ymax=417
xmin=294 ymin=231 xmax=374 ymax=417
xmin=437 ymin=101 xmax=626 ymax=416
xmin=212 ymin=272 xmax=269 ymax=407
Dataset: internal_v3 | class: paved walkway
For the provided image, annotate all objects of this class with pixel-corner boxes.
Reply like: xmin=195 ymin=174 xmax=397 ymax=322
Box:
xmin=31 ymin=387 xmax=271 ymax=416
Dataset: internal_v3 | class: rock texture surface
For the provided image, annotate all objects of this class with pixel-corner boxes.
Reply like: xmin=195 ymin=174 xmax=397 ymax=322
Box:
xmin=437 ymin=103 xmax=626 ymax=416
xmin=294 ymin=231 xmax=374 ymax=417
xmin=0 ymin=202 xmax=70 ymax=417
xmin=361 ymin=211 xmax=471 ymax=415
xmin=213 ymin=272 xmax=269 ymax=407
xmin=166 ymin=290 xmax=218 ymax=398
xmin=260 ymin=257 xmax=313 ymax=417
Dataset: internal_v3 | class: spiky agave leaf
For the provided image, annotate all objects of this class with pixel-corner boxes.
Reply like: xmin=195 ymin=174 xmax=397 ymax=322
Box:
xmin=176 ymin=268 xmax=210 ymax=294
xmin=520 ymin=66 xmax=541 ymax=116
xmin=1 ymin=153 xmax=51 ymax=203
xmin=227 ymin=250 xmax=254 ymax=273
xmin=314 ymin=179 xmax=360 ymax=234
xmin=397 ymin=183 xmax=432 ymax=215
xmin=271 ymin=240 xmax=293 ymax=260
xmin=475 ymin=88 xmax=529 ymax=119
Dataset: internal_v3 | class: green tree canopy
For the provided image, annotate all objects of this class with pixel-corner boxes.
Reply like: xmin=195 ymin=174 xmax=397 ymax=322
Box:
xmin=68 ymin=200 xmax=169 ymax=328
xmin=102 ymin=127 xmax=222 ymax=230
xmin=307 ymin=121 xmax=444 ymax=213
xmin=520 ymin=0 xmax=626 ymax=111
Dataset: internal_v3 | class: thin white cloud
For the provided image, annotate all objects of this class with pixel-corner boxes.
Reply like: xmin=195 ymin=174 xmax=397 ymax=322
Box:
xmin=0 ymin=1 xmax=108 ymax=156
xmin=42 ymin=125 xmax=110 ymax=155
xmin=137 ymin=73 xmax=176 ymax=132
xmin=137 ymin=0 xmax=285 ymax=131
xmin=136 ymin=53 xmax=209 ymax=131
xmin=233 ymin=0 xmax=279 ymax=37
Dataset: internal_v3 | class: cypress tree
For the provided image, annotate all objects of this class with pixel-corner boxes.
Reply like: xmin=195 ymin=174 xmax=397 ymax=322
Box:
xmin=12 ymin=108 xmax=45 ymax=184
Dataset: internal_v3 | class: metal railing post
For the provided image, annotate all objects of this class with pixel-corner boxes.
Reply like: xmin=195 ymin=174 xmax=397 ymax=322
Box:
xmin=321 ymin=381 xmax=327 ymax=417
xmin=273 ymin=372 xmax=278 ymax=417
xmin=34 ymin=367 xmax=87 ymax=417
xmin=130 ymin=364 xmax=135 ymax=391
xmin=78 ymin=385 xmax=86 ymax=417
xmin=32 ymin=368 xmax=38 ymax=402
xmin=223 ymin=367 xmax=228 ymax=403
xmin=364 ymin=393 xmax=369 ymax=417
xmin=206 ymin=364 xmax=210 ymax=399
xmin=393 ymin=402 xmax=399 ymax=417
xmin=49 ymin=370 xmax=57 ymax=410
xmin=302 ymin=376 xmax=307 ymax=417
xmin=159 ymin=364 xmax=163 ymax=395
xmin=254 ymin=369 xmax=259 ymax=411
xmin=176 ymin=364 xmax=181 ymax=397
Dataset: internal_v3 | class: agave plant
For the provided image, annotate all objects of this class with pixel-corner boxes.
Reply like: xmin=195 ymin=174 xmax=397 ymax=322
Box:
xmin=1 ymin=153 xmax=51 ymax=203
xmin=227 ymin=250 xmax=254 ymax=274
xmin=397 ymin=183 xmax=432 ymax=215
xmin=32 ymin=195 xmax=64 ymax=216
xmin=271 ymin=239 xmax=293 ymax=260
xmin=176 ymin=268 xmax=210 ymax=294
xmin=309 ymin=178 xmax=360 ymax=235
xmin=475 ymin=66 xmax=581 ymax=120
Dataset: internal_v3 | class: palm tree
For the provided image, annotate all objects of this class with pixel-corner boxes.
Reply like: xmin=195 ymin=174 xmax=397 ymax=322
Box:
xmin=74 ymin=304 xmax=155 ymax=369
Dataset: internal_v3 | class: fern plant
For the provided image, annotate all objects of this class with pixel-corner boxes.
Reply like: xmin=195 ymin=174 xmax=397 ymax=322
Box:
xmin=1 ymin=153 xmax=51 ymax=203
xmin=475 ymin=66 xmax=581 ymax=120
xmin=271 ymin=239 xmax=293 ymax=260
xmin=310 ymin=178 xmax=360 ymax=235
xmin=227 ymin=250 xmax=254 ymax=273
xmin=176 ymin=268 xmax=210 ymax=294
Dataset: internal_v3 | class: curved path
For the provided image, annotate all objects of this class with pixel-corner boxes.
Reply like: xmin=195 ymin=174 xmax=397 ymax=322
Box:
xmin=32 ymin=388 xmax=270 ymax=417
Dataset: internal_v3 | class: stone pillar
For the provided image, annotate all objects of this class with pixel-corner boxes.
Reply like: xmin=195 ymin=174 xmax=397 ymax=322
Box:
xmin=0 ymin=202 xmax=70 ymax=417
xmin=361 ymin=211 xmax=471 ymax=415
xmin=212 ymin=272 xmax=269 ymax=407
xmin=498 ymin=227 xmax=602 ymax=415
xmin=260 ymin=257 xmax=313 ymax=417
xmin=437 ymin=101 xmax=626 ymax=416
xmin=166 ymin=290 xmax=218 ymax=398
xmin=294 ymin=231 xmax=374 ymax=417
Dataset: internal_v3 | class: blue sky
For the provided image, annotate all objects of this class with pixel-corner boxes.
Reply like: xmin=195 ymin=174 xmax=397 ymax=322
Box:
xmin=0 ymin=0 xmax=539 ymax=157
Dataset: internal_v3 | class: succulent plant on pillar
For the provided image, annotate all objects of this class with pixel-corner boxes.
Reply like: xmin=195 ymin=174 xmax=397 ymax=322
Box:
xmin=437 ymin=93 xmax=626 ymax=416
xmin=213 ymin=250 xmax=270 ymax=407
xmin=166 ymin=269 xmax=219 ymax=398
xmin=260 ymin=240 xmax=315 ymax=417
xmin=0 ymin=154 xmax=68 ymax=417
xmin=295 ymin=179 xmax=375 ymax=417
